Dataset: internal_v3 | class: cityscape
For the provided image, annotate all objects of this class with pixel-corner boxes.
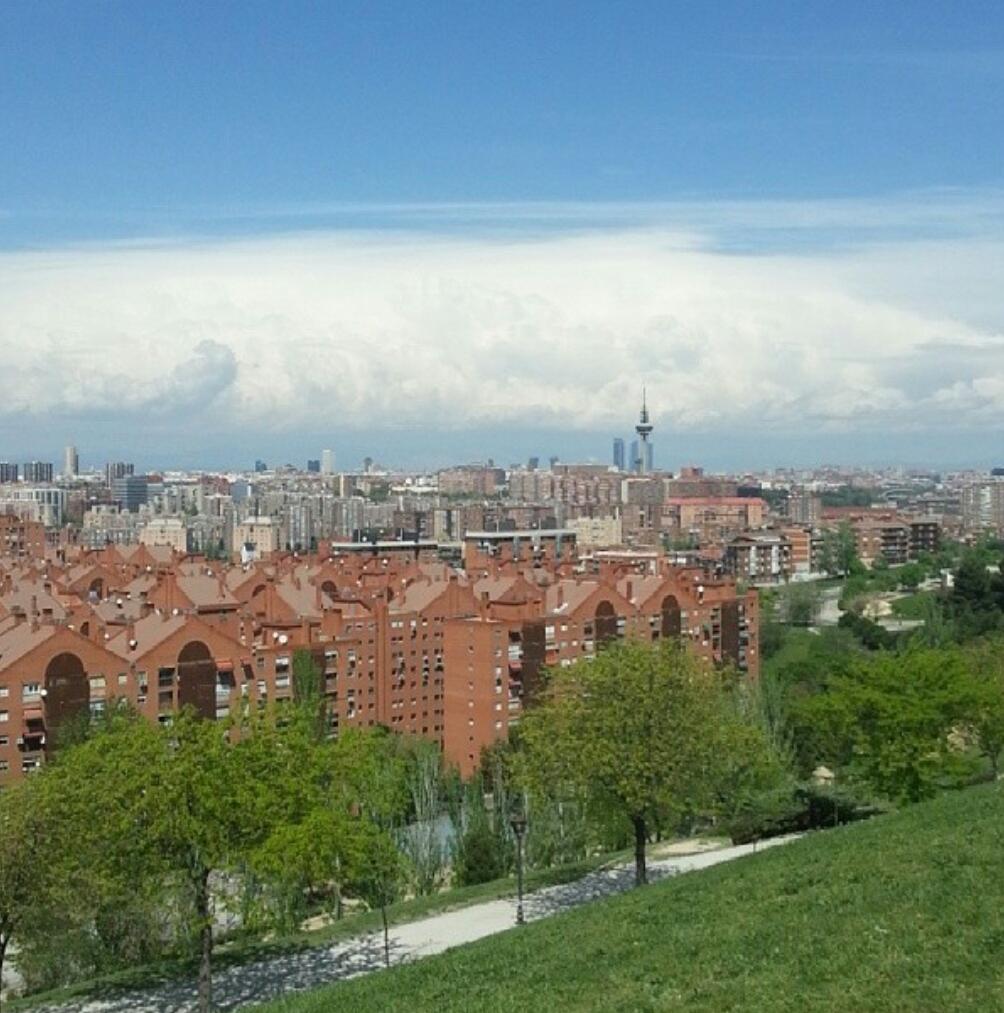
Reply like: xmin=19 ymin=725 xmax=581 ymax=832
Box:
xmin=2 ymin=3 xmax=1004 ymax=1013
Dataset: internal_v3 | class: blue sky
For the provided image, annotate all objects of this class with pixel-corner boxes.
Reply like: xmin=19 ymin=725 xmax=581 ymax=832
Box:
xmin=2 ymin=1 xmax=1002 ymax=236
xmin=1 ymin=2 xmax=1003 ymax=470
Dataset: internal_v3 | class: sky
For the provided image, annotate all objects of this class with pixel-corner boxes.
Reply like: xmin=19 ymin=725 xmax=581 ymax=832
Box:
xmin=1 ymin=2 xmax=1003 ymax=471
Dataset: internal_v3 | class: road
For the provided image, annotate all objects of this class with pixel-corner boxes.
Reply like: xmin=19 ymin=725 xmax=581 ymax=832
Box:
xmin=31 ymin=836 xmax=794 ymax=1013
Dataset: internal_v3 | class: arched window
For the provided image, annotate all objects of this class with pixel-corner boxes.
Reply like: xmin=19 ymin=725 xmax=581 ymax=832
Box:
xmin=44 ymin=652 xmax=88 ymax=740
xmin=595 ymin=600 xmax=618 ymax=646
xmin=661 ymin=595 xmax=682 ymax=639
xmin=177 ymin=641 xmax=217 ymax=719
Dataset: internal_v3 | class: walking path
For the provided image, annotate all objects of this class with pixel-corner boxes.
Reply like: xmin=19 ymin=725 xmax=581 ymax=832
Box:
xmin=35 ymin=836 xmax=794 ymax=1013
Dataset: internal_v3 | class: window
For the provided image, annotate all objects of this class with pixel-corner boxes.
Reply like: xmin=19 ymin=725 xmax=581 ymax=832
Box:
xmin=0 ymin=687 xmax=7 ymax=699
xmin=21 ymin=683 xmax=41 ymax=701
xmin=0 ymin=712 xmax=8 ymax=723
xmin=118 ymin=673 xmax=128 ymax=686
xmin=0 ymin=736 xmax=7 ymax=747
xmin=0 ymin=759 xmax=8 ymax=772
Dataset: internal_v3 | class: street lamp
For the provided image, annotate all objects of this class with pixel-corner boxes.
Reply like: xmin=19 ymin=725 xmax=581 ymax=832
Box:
xmin=510 ymin=811 xmax=528 ymax=925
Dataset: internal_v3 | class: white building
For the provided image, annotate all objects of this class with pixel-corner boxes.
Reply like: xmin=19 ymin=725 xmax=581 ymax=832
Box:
xmin=233 ymin=517 xmax=284 ymax=561
xmin=63 ymin=445 xmax=79 ymax=478
xmin=321 ymin=449 xmax=335 ymax=475
xmin=0 ymin=486 xmax=66 ymax=526
xmin=140 ymin=517 xmax=188 ymax=552
xmin=566 ymin=514 xmax=623 ymax=547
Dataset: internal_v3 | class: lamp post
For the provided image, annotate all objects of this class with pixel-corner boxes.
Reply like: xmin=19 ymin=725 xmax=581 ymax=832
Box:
xmin=510 ymin=811 xmax=527 ymax=925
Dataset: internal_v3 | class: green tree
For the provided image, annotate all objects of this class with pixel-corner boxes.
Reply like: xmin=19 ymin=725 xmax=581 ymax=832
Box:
xmin=965 ymin=637 xmax=1004 ymax=778
xmin=518 ymin=640 xmax=770 ymax=886
xmin=399 ymin=740 xmax=447 ymax=897
xmin=897 ymin=562 xmax=925 ymax=591
xmin=0 ymin=780 xmax=57 ymax=1010
xmin=791 ymin=648 xmax=981 ymax=803
xmin=779 ymin=581 xmax=823 ymax=626
xmin=46 ymin=710 xmax=270 ymax=1013
xmin=291 ymin=648 xmax=326 ymax=741
xmin=353 ymin=824 xmax=407 ymax=968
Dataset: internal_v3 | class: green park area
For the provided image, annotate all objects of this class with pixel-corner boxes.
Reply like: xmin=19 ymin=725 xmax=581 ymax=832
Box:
xmin=253 ymin=781 xmax=1004 ymax=1013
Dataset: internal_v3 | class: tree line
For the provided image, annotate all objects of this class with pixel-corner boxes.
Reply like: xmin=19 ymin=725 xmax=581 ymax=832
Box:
xmin=0 ymin=641 xmax=782 ymax=1011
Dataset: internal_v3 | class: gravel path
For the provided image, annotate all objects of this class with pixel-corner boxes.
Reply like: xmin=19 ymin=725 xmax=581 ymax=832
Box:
xmin=34 ymin=836 xmax=794 ymax=1013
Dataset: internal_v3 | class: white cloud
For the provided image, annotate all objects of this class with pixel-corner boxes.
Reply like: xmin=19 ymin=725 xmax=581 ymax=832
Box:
xmin=1 ymin=220 xmax=1002 ymax=442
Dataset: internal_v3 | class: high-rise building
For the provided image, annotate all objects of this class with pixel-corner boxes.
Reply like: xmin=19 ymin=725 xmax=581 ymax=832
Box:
xmin=0 ymin=463 xmax=17 ymax=484
xmin=105 ymin=461 xmax=134 ymax=485
xmin=528 ymin=456 xmax=539 ymax=471
xmin=254 ymin=459 xmax=268 ymax=473
xmin=629 ymin=439 xmax=639 ymax=473
xmin=112 ymin=475 xmax=148 ymax=512
xmin=23 ymin=461 xmax=54 ymax=483
xmin=306 ymin=459 xmax=320 ymax=473
xmin=644 ymin=440 xmax=654 ymax=474
xmin=63 ymin=445 xmax=79 ymax=478
xmin=613 ymin=438 xmax=625 ymax=471
xmin=321 ymin=449 xmax=335 ymax=474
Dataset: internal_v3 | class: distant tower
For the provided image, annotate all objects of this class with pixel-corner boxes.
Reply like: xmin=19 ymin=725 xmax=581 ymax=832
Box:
xmin=612 ymin=438 xmax=625 ymax=471
xmin=635 ymin=389 xmax=654 ymax=475
xmin=63 ymin=445 xmax=79 ymax=478
xmin=321 ymin=449 xmax=335 ymax=475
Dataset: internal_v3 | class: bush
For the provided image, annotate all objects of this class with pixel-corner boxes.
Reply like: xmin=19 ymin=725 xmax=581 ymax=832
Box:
xmin=452 ymin=821 xmax=505 ymax=886
xmin=727 ymin=782 xmax=884 ymax=845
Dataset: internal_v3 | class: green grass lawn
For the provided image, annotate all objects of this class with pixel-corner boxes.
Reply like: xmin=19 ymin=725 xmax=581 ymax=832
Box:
xmin=890 ymin=590 xmax=937 ymax=619
xmin=252 ymin=783 xmax=1004 ymax=1013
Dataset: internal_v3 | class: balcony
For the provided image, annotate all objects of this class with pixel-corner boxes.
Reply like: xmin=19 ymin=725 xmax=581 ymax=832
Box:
xmin=19 ymin=707 xmax=46 ymax=752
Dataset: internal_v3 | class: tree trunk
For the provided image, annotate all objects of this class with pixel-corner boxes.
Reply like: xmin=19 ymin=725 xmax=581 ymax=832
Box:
xmin=632 ymin=815 xmax=648 ymax=886
xmin=0 ymin=931 xmax=8 ymax=1013
xmin=195 ymin=868 xmax=213 ymax=1013
xmin=381 ymin=903 xmax=390 ymax=967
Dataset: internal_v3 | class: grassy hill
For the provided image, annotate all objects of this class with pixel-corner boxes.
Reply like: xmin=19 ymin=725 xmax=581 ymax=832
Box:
xmin=253 ymin=783 xmax=1004 ymax=1013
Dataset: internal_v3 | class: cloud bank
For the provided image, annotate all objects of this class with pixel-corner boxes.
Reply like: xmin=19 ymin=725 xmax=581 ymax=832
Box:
xmin=1 ymin=206 xmax=1003 ymax=463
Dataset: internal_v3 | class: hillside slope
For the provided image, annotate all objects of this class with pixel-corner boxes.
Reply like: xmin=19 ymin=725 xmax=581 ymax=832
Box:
xmin=255 ymin=783 xmax=1004 ymax=1013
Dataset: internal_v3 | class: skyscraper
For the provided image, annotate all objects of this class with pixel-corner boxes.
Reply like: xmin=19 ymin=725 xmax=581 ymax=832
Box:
xmin=23 ymin=461 xmax=54 ymax=483
xmin=629 ymin=440 xmax=639 ymax=473
xmin=63 ymin=445 xmax=79 ymax=477
xmin=321 ymin=449 xmax=335 ymax=474
xmin=112 ymin=475 xmax=148 ymax=512
xmin=105 ymin=461 xmax=134 ymax=485
xmin=613 ymin=438 xmax=625 ymax=471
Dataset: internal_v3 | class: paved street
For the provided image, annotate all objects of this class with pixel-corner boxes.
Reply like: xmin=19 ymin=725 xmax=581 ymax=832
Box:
xmin=32 ymin=836 xmax=794 ymax=1013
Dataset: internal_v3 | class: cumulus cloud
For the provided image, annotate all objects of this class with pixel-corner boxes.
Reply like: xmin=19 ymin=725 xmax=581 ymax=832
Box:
xmin=0 ymin=215 xmax=1003 ymax=446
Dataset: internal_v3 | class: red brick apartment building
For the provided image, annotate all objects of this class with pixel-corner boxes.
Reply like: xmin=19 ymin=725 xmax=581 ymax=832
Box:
xmin=0 ymin=528 xmax=758 ymax=786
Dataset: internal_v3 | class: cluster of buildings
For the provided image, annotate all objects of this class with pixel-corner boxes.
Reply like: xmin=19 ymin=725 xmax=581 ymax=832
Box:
xmin=8 ymin=405 xmax=1004 ymax=788
xmin=0 ymin=519 xmax=757 ymax=785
